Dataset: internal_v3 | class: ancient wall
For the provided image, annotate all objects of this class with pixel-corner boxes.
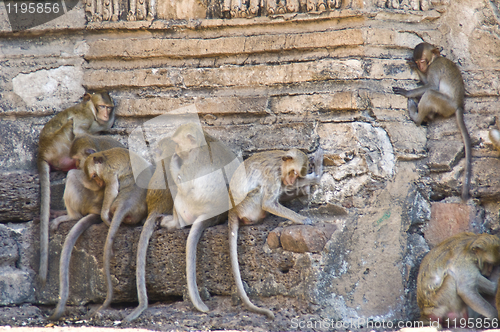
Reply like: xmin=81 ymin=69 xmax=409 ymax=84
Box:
xmin=1 ymin=0 xmax=500 ymax=329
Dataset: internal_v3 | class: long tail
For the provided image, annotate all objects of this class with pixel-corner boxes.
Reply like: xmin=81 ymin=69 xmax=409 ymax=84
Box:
xmin=186 ymin=217 xmax=214 ymax=313
xmin=38 ymin=160 xmax=50 ymax=286
xmin=49 ymin=214 xmax=101 ymax=321
xmin=124 ymin=213 xmax=158 ymax=322
xmin=229 ymin=211 xmax=274 ymax=319
xmin=93 ymin=205 xmax=128 ymax=316
xmin=456 ymin=108 xmax=472 ymax=201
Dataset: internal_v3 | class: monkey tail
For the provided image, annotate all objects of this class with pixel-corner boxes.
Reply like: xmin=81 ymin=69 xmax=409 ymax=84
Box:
xmin=124 ymin=213 xmax=159 ymax=322
xmin=456 ymin=108 xmax=472 ymax=201
xmin=49 ymin=214 xmax=101 ymax=321
xmin=93 ymin=206 xmax=127 ymax=316
xmin=186 ymin=217 xmax=212 ymax=313
xmin=38 ymin=159 xmax=50 ymax=287
xmin=229 ymin=211 xmax=275 ymax=320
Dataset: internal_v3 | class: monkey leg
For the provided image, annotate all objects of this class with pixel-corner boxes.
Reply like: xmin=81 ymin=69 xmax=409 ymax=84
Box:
xmin=124 ymin=213 xmax=159 ymax=322
xmin=50 ymin=215 xmax=76 ymax=231
xmin=262 ymin=200 xmax=312 ymax=225
xmin=100 ymin=178 xmax=119 ymax=226
xmin=38 ymin=159 xmax=51 ymax=286
xmin=49 ymin=214 xmax=101 ymax=321
xmin=228 ymin=210 xmax=275 ymax=319
xmin=412 ymin=90 xmax=456 ymax=125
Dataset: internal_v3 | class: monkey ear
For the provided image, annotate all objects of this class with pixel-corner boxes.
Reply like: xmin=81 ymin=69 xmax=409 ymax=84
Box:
xmin=85 ymin=148 xmax=97 ymax=155
xmin=282 ymin=156 xmax=293 ymax=162
xmin=431 ymin=47 xmax=440 ymax=56
xmin=83 ymin=93 xmax=92 ymax=102
xmin=93 ymin=156 xmax=104 ymax=164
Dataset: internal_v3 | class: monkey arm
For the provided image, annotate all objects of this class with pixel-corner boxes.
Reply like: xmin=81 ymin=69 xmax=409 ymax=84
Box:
xmin=393 ymin=85 xmax=430 ymax=98
xmin=262 ymin=199 xmax=311 ymax=225
xmin=456 ymin=273 xmax=497 ymax=318
xmin=101 ymin=177 xmax=119 ymax=227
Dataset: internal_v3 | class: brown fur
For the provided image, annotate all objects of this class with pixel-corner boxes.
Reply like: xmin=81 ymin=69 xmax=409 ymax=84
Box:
xmin=83 ymin=147 xmax=151 ymax=316
xmin=37 ymin=92 xmax=115 ymax=285
xmin=228 ymin=148 xmax=323 ymax=319
xmin=417 ymin=232 xmax=500 ymax=323
xmin=393 ymin=42 xmax=471 ymax=201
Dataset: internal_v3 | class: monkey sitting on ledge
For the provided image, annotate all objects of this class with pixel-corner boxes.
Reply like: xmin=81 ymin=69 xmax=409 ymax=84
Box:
xmin=228 ymin=147 xmax=323 ymax=319
xmin=37 ymin=92 xmax=116 ymax=286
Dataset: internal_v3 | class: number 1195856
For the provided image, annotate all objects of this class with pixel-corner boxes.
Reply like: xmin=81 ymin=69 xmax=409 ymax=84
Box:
xmin=5 ymin=2 xmax=60 ymax=14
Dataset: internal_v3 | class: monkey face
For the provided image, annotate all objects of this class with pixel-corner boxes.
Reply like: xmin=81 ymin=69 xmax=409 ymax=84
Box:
xmin=96 ymin=104 xmax=113 ymax=123
xmin=282 ymin=169 xmax=299 ymax=186
xmin=416 ymin=58 xmax=429 ymax=73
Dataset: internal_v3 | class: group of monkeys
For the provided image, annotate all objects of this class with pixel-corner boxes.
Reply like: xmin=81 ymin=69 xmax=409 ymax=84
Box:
xmin=33 ymin=41 xmax=500 ymax=323
xmin=37 ymin=90 xmax=324 ymax=320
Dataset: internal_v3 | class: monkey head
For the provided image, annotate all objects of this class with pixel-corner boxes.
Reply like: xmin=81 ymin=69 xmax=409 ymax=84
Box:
xmin=83 ymin=154 xmax=106 ymax=188
xmin=413 ymin=42 xmax=440 ymax=74
xmin=281 ymin=149 xmax=308 ymax=186
xmin=85 ymin=92 xmax=115 ymax=126
xmin=470 ymin=234 xmax=500 ymax=276
xmin=70 ymin=137 xmax=97 ymax=169
xmin=171 ymin=123 xmax=206 ymax=160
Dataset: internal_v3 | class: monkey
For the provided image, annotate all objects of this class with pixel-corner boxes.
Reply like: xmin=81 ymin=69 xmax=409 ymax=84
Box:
xmin=37 ymin=91 xmax=115 ymax=285
xmin=49 ymin=135 xmax=125 ymax=231
xmin=489 ymin=128 xmax=500 ymax=152
xmin=69 ymin=134 xmax=124 ymax=169
xmin=49 ymin=136 xmax=125 ymax=320
xmin=168 ymin=125 xmax=239 ymax=314
xmin=392 ymin=42 xmax=472 ymax=201
xmin=124 ymin=123 xmax=239 ymax=321
xmin=227 ymin=148 xmax=323 ymax=319
xmin=123 ymin=138 xmax=175 ymax=322
xmin=84 ymin=147 xmax=151 ymax=316
xmin=417 ymin=232 xmax=500 ymax=324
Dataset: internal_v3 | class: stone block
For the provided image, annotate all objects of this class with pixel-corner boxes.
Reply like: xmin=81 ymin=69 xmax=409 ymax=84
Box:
xmin=0 ymin=268 xmax=34 ymax=305
xmin=424 ymin=202 xmax=471 ymax=248
xmin=85 ymin=30 xmax=363 ymax=60
xmin=279 ymin=223 xmax=337 ymax=253
xmin=427 ymin=139 xmax=464 ymax=172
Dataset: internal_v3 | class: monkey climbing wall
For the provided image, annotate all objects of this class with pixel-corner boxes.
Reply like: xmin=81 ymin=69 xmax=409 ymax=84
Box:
xmin=0 ymin=0 xmax=500 ymax=329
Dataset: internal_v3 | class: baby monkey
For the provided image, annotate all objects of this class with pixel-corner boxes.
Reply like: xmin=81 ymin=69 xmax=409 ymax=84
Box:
xmin=417 ymin=232 xmax=500 ymax=323
xmin=49 ymin=135 xmax=124 ymax=321
xmin=393 ymin=42 xmax=472 ymax=201
xmin=228 ymin=148 xmax=323 ymax=319
xmin=84 ymin=148 xmax=152 ymax=316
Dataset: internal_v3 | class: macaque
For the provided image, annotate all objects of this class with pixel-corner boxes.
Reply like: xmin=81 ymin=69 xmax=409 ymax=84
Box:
xmin=489 ymin=129 xmax=500 ymax=152
xmin=83 ymin=148 xmax=152 ymax=315
xmin=168 ymin=124 xmax=239 ymax=314
xmin=228 ymin=148 xmax=323 ymax=319
xmin=70 ymin=134 xmax=124 ymax=169
xmin=392 ymin=42 xmax=472 ymax=201
xmin=49 ymin=137 xmax=125 ymax=320
xmin=49 ymin=135 xmax=124 ymax=230
xmin=124 ymin=139 xmax=175 ymax=322
xmin=417 ymin=232 xmax=500 ymax=323
xmin=38 ymin=92 xmax=115 ymax=285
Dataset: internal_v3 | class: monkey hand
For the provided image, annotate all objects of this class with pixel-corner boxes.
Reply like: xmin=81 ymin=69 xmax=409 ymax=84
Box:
xmin=392 ymin=86 xmax=407 ymax=96
xmin=301 ymin=217 xmax=313 ymax=225
xmin=406 ymin=58 xmax=417 ymax=69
